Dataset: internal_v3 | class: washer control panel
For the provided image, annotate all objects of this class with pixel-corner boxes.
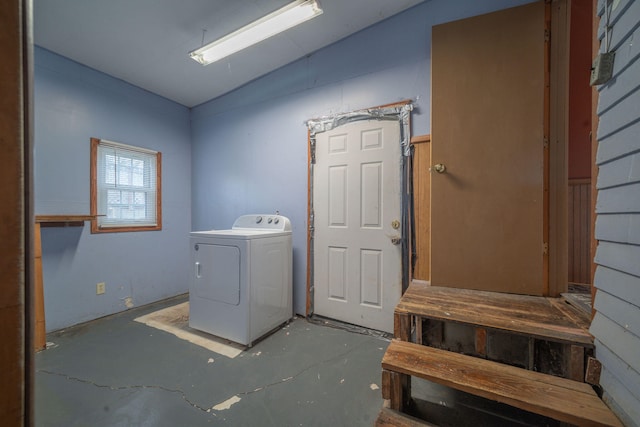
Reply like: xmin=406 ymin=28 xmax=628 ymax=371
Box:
xmin=233 ymin=214 xmax=291 ymax=232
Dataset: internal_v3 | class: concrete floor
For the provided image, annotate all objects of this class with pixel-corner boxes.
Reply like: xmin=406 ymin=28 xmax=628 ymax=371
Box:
xmin=36 ymin=295 xmax=562 ymax=427
xmin=35 ymin=295 xmax=389 ymax=427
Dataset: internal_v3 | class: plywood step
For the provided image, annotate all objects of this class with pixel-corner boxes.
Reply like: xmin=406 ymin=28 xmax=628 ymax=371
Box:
xmin=374 ymin=407 xmax=436 ymax=427
xmin=395 ymin=283 xmax=593 ymax=345
xmin=381 ymin=339 xmax=623 ymax=427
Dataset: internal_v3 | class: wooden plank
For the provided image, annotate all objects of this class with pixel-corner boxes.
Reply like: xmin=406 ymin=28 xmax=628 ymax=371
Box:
xmin=395 ymin=283 xmax=593 ymax=346
xmin=35 ymin=214 xmax=95 ymax=223
xmin=548 ymin=0 xmax=570 ymax=297
xmin=1 ymin=0 xmax=30 ymax=424
xmin=394 ymin=312 xmax=411 ymax=342
xmin=585 ymin=356 xmax=602 ymax=385
xmin=568 ymin=344 xmax=586 ymax=382
xmin=411 ymin=141 xmax=430 ymax=281
xmin=40 ymin=221 xmax=85 ymax=228
xmin=382 ymin=340 xmax=623 ymax=427
xmin=34 ymin=223 xmax=46 ymax=352
xmin=381 ymin=369 xmax=391 ymax=400
xmin=375 ymin=407 xmax=436 ymax=427
xmin=568 ymin=183 xmax=576 ymax=281
xmin=544 ymin=0 xmax=552 ymax=297
xmin=382 ymin=369 xmax=405 ymax=411
xmin=547 ymin=297 xmax=592 ymax=329
xmin=475 ymin=328 xmax=487 ymax=356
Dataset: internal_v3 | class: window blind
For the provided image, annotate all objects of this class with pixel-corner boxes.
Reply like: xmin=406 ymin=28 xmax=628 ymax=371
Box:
xmin=96 ymin=141 xmax=157 ymax=227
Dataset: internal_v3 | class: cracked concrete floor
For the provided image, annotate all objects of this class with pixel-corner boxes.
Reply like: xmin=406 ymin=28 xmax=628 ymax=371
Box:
xmin=35 ymin=295 xmax=390 ymax=427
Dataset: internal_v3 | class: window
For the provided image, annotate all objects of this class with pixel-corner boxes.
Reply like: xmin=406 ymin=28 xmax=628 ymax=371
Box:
xmin=90 ymin=138 xmax=161 ymax=233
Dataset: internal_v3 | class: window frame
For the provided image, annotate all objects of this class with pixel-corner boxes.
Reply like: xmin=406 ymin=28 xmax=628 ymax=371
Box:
xmin=90 ymin=137 xmax=162 ymax=233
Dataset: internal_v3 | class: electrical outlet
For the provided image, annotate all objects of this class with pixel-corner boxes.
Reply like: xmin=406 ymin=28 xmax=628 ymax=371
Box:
xmin=96 ymin=282 xmax=106 ymax=295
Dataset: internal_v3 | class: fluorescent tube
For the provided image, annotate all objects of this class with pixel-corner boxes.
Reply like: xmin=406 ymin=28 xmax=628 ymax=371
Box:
xmin=190 ymin=0 xmax=323 ymax=66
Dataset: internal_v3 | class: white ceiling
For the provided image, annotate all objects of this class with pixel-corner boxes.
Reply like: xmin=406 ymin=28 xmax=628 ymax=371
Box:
xmin=34 ymin=0 xmax=425 ymax=107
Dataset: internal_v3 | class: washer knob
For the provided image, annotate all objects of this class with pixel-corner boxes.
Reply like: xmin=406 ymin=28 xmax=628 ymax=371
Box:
xmin=256 ymin=216 xmax=263 ymax=224
xmin=274 ymin=218 xmax=280 ymax=224
xmin=268 ymin=218 xmax=273 ymax=224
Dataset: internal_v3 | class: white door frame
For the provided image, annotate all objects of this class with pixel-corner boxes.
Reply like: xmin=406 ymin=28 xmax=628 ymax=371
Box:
xmin=305 ymin=101 xmax=413 ymax=318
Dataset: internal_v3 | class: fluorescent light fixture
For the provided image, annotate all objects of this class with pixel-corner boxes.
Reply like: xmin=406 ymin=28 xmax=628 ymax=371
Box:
xmin=190 ymin=0 xmax=323 ymax=66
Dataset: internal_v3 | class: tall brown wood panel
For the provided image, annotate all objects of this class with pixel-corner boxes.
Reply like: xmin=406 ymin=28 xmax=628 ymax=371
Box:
xmin=430 ymin=2 xmax=546 ymax=295
xmin=0 ymin=0 xmax=32 ymax=424
xmin=568 ymin=179 xmax=591 ymax=284
xmin=411 ymin=136 xmax=430 ymax=281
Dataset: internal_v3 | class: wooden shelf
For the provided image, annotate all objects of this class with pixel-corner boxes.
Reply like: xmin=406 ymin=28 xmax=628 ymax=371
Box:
xmin=36 ymin=215 xmax=96 ymax=227
xmin=34 ymin=214 xmax=97 ymax=351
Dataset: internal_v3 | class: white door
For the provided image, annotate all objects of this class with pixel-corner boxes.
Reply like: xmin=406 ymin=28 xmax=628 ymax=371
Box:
xmin=313 ymin=119 xmax=402 ymax=333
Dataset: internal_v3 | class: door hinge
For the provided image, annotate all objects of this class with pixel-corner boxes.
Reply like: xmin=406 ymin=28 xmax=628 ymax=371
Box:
xmin=544 ymin=28 xmax=551 ymax=43
xmin=543 ymin=242 xmax=549 ymax=255
xmin=543 ymin=137 xmax=549 ymax=148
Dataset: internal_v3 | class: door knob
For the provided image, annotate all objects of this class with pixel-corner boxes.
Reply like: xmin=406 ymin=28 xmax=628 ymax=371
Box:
xmin=433 ymin=164 xmax=447 ymax=174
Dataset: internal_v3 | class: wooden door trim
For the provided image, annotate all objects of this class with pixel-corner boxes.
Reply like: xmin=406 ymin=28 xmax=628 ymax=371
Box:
xmin=410 ymin=135 xmax=431 ymax=281
xmin=1 ymin=0 xmax=33 ymax=424
xmin=306 ymin=101 xmax=412 ymax=316
xmin=549 ymin=0 xmax=570 ymax=296
xmin=543 ymin=1 xmax=551 ymax=295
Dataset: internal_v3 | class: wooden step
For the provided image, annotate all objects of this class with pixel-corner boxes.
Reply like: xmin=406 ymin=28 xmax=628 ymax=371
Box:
xmin=375 ymin=407 xmax=436 ymax=427
xmin=394 ymin=283 xmax=593 ymax=345
xmin=381 ymin=339 xmax=623 ymax=427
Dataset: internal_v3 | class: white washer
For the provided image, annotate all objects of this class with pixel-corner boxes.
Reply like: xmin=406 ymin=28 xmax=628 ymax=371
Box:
xmin=189 ymin=214 xmax=292 ymax=346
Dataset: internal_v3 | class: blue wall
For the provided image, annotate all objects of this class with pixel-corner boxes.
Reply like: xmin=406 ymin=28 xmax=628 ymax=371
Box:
xmin=35 ymin=47 xmax=192 ymax=331
xmin=190 ymin=0 xmax=534 ymax=314
xmin=591 ymin=0 xmax=640 ymax=424
xmin=34 ymin=0 xmax=535 ymax=327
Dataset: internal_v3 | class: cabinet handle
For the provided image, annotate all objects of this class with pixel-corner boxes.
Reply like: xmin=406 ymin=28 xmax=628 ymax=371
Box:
xmin=195 ymin=262 xmax=201 ymax=278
